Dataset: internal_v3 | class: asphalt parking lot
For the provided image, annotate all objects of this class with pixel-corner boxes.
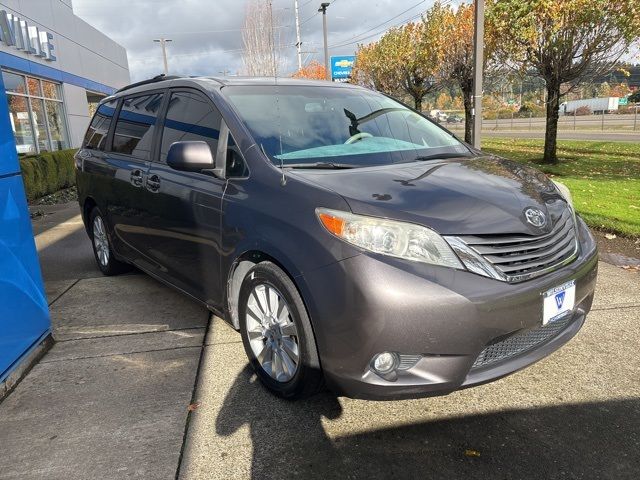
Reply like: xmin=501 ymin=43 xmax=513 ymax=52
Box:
xmin=1 ymin=202 xmax=639 ymax=479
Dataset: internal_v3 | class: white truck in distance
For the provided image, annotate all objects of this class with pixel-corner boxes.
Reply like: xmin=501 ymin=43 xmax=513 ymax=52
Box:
xmin=560 ymin=97 xmax=619 ymax=115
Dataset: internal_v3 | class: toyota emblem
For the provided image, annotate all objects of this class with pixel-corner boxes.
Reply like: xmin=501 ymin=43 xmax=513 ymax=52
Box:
xmin=524 ymin=207 xmax=547 ymax=228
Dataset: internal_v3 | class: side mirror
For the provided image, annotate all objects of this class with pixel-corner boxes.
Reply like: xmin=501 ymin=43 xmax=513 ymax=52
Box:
xmin=166 ymin=141 xmax=224 ymax=178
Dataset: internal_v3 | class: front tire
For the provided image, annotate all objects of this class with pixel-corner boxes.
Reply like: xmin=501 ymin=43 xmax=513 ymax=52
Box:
xmin=238 ymin=262 xmax=323 ymax=399
xmin=89 ymin=207 xmax=130 ymax=276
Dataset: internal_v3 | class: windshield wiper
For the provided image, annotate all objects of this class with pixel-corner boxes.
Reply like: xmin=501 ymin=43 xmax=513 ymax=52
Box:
xmin=411 ymin=152 xmax=472 ymax=162
xmin=284 ymin=162 xmax=357 ymax=169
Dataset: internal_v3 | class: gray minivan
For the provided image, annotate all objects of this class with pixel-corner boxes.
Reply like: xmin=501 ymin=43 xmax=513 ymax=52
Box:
xmin=76 ymin=76 xmax=598 ymax=400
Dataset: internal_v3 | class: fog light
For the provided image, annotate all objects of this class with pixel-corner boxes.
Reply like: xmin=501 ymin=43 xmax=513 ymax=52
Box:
xmin=372 ymin=352 xmax=399 ymax=374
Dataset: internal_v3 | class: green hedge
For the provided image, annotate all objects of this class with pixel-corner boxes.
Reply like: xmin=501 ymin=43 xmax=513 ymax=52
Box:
xmin=19 ymin=149 xmax=78 ymax=201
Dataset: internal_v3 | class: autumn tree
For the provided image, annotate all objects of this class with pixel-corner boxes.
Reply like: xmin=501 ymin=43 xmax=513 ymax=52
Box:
xmin=441 ymin=2 xmax=497 ymax=143
xmin=353 ymin=5 xmax=449 ymax=111
xmin=352 ymin=30 xmax=404 ymax=95
xmin=489 ymin=0 xmax=640 ymax=164
xmin=292 ymin=60 xmax=326 ymax=80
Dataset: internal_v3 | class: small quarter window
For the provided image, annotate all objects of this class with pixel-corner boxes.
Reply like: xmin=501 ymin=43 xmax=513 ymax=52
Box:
xmin=84 ymin=99 xmax=117 ymax=151
xmin=226 ymin=132 xmax=248 ymax=178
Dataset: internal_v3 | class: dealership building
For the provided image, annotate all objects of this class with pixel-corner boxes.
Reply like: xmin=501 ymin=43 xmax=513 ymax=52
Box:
xmin=0 ymin=0 xmax=130 ymax=154
xmin=0 ymin=0 xmax=129 ymax=387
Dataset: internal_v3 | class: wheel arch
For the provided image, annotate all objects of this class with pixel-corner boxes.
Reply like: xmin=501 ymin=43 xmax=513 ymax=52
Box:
xmin=82 ymin=196 xmax=98 ymax=236
xmin=226 ymin=250 xmax=302 ymax=330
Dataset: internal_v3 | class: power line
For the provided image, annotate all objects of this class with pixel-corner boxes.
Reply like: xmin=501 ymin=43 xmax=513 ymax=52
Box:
xmin=329 ymin=0 xmax=452 ymax=49
xmin=329 ymin=12 xmax=423 ymax=49
xmin=328 ymin=0 xmax=426 ymax=48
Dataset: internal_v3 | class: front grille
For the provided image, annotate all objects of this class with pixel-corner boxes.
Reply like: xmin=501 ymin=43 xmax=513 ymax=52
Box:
xmin=456 ymin=209 xmax=578 ymax=282
xmin=472 ymin=315 xmax=572 ymax=369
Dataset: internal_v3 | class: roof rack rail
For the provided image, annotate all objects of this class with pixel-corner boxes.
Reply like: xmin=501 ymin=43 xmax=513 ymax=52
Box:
xmin=115 ymin=74 xmax=181 ymax=94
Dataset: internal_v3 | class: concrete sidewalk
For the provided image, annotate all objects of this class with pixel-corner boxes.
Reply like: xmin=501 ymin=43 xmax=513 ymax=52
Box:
xmin=0 ymin=203 xmax=209 ymax=479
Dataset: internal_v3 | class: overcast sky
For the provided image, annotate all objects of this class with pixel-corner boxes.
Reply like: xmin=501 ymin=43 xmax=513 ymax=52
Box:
xmin=72 ymin=0 xmax=454 ymax=81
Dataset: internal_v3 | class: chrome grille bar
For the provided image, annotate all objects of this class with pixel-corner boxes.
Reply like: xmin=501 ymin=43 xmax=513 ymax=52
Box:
xmin=447 ymin=209 xmax=579 ymax=283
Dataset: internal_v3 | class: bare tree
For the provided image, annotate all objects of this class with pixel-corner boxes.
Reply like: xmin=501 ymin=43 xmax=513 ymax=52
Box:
xmin=241 ymin=0 xmax=284 ymax=77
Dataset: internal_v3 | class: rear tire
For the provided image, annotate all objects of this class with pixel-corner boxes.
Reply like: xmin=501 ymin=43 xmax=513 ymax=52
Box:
xmin=238 ymin=261 xmax=323 ymax=399
xmin=89 ymin=207 xmax=130 ymax=276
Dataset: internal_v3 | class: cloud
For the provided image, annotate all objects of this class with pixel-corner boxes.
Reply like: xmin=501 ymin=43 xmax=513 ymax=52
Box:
xmin=72 ymin=0 xmax=442 ymax=81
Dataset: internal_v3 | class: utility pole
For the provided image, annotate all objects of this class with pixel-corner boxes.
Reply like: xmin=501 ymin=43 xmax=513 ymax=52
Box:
xmin=153 ymin=38 xmax=172 ymax=75
xmin=471 ymin=0 xmax=484 ymax=149
xmin=318 ymin=2 xmax=330 ymax=81
xmin=294 ymin=0 xmax=302 ymax=71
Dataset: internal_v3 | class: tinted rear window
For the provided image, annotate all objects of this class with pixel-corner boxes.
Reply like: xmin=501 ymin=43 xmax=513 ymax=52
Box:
xmin=83 ymin=100 xmax=117 ymax=150
xmin=111 ymin=92 xmax=164 ymax=159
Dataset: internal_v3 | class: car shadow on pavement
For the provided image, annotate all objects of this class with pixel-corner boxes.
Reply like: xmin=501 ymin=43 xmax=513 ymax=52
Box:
xmin=216 ymin=367 xmax=639 ymax=480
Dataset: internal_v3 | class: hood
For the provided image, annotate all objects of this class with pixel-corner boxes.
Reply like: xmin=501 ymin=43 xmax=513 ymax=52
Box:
xmin=289 ymin=156 xmax=569 ymax=236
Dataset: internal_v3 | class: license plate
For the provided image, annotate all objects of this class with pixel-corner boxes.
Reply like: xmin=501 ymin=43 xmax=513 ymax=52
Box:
xmin=543 ymin=280 xmax=576 ymax=325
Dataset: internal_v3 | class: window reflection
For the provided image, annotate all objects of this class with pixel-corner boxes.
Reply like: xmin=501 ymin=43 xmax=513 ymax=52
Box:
xmin=112 ymin=93 xmax=164 ymax=158
xmin=7 ymin=95 xmax=36 ymax=155
xmin=31 ymin=98 xmax=51 ymax=152
xmin=26 ymin=77 xmax=41 ymax=97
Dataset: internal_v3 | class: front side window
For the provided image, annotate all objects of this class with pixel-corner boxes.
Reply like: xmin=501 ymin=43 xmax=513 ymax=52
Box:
xmin=2 ymin=70 xmax=69 ymax=154
xmin=224 ymin=85 xmax=468 ymax=167
xmin=159 ymin=91 xmax=222 ymax=163
xmin=84 ymin=100 xmax=117 ymax=151
xmin=111 ymin=92 xmax=164 ymax=159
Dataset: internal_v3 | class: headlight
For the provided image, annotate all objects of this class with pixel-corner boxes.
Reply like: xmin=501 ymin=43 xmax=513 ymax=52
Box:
xmin=553 ymin=181 xmax=574 ymax=209
xmin=316 ymin=208 xmax=464 ymax=269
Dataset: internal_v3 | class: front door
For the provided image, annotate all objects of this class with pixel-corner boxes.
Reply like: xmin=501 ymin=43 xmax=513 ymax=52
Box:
xmin=143 ymin=89 xmax=227 ymax=306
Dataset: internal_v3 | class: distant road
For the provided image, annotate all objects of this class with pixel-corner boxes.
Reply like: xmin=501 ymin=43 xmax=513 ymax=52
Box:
xmin=478 ymin=130 xmax=640 ymax=142
xmin=444 ymin=112 xmax=640 ymax=141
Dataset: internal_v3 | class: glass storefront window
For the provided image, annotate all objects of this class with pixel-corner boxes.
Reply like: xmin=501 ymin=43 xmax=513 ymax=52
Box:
xmin=41 ymin=81 xmax=60 ymax=100
xmin=7 ymin=95 xmax=36 ymax=155
xmin=2 ymin=70 xmax=69 ymax=154
xmin=30 ymin=98 xmax=51 ymax=152
xmin=45 ymin=100 xmax=69 ymax=150
xmin=26 ymin=77 xmax=42 ymax=97
xmin=2 ymin=71 xmax=27 ymax=95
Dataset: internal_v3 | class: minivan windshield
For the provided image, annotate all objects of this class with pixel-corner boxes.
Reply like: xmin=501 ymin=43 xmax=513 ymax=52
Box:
xmin=223 ymin=85 xmax=470 ymax=167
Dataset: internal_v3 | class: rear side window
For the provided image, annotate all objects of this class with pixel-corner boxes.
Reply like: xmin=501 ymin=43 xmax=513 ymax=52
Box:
xmin=111 ymin=92 xmax=164 ymax=159
xmin=159 ymin=91 xmax=222 ymax=163
xmin=83 ymin=99 xmax=117 ymax=150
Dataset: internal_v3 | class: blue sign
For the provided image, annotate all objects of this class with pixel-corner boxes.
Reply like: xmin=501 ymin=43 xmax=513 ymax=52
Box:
xmin=330 ymin=55 xmax=355 ymax=83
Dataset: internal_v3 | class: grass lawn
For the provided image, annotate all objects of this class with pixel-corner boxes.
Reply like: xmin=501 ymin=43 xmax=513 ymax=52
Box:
xmin=481 ymin=138 xmax=640 ymax=238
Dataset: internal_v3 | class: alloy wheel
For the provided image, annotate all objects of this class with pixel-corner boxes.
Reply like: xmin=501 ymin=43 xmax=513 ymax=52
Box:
xmin=93 ymin=215 xmax=110 ymax=267
xmin=245 ymin=283 xmax=300 ymax=382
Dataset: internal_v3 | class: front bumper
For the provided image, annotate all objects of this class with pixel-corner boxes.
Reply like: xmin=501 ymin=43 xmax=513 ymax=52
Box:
xmin=300 ymin=216 xmax=598 ymax=400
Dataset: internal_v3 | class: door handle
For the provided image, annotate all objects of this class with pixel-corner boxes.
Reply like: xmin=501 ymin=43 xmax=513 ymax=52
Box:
xmin=146 ymin=174 xmax=161 ymax=193
xmin=130 ymin=169 xmax=144 ymax=187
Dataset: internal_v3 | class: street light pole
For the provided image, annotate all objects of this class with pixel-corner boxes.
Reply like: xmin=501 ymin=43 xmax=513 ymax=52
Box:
xmin=471 ymin=0 xmax=484 ymax=149
xmin=294 ymin=0 xmax=303 ymax=71
xmin=318 ymin=2 xmax=330 ymax=81
xmin=153 ymin=38 xmax=172 ymax=75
